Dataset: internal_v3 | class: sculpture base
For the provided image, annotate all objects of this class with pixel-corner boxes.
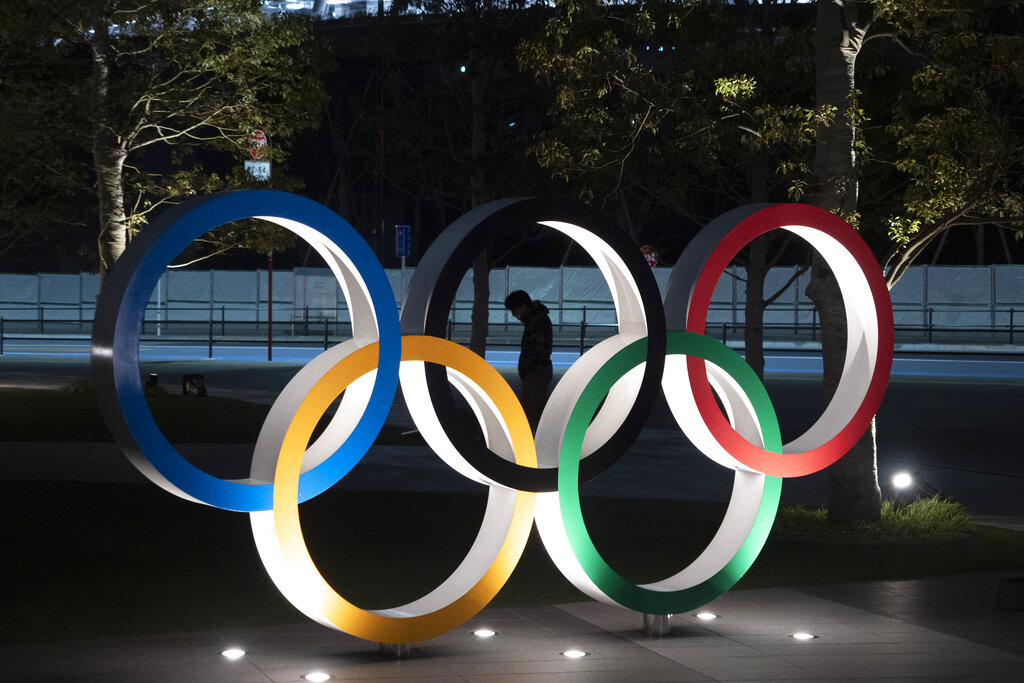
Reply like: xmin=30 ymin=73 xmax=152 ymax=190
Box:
xmin=379 ymin=642 xmax=411 ymax=658
xmin=642 ymin=613 xmax=673 ymax=637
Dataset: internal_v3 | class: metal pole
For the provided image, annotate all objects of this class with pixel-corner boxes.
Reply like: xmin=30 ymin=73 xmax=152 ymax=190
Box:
xmin=1010 ymin=307 xmax=1015 ymax=345
xmin=579 ymin=306 xmax=587 ymax=355
xmin=267 ymin=254 xmax=274 ymax=362
xmin=991 ymin=264 xmax=997 ymax=331
xmin=1 ymin=318 xmax=4 ymax=355
xmin=400 ymin=254 xmax=407 ymax=309
xmin=208 ymin=318 xmax=214 ymax=359
xmin=927 ymin=307 xmax=934 ymax=343
xmin=558 ymin=264 xmax=564 ymax=325
xmin=156 ymin=273 xmax=162 ymax=337
xmin=504 ymin=266 xmax=510 ymax=325
xmin=79 ymin=273 xmax=84 ymax=330
xmin=324 ymin=319 xmax=329 ymax=350
xmin=221 ymin=306 xmax=226 ymax=336
xmin=722 ymin=322 xmax=727 ymax=344
xmin=812 ymin=308 xmax=817 ymax=342
xmin=793 ymin=264 xmax=800 ymax=331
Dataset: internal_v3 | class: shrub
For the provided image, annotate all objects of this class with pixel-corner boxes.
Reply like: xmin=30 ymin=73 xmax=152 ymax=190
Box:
xmin=774 ymin=495 xmax=973 ymax=540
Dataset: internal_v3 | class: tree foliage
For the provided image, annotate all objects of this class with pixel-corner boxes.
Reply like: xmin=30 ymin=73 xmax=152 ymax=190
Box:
xmin=1 ymin=1 xmax=330 ymax=275
xmin=0 ymin=2 xmax=91 ymax=263
xmin=519 ymin=0 xmax=821 ymax=249
xmin=519 ymin=0 xmax=1024 ymax=524
xmin=366 ymin=0 xmax=554 ymax=353
xmin=866 ymin=0 xmax=1024 ymax=284
xmin=375 ymin=0 xmax=549 ymax=213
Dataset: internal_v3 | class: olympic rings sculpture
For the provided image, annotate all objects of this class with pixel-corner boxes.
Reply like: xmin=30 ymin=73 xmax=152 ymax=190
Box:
xmin=92 ymin=191 xmax=893 ymax=644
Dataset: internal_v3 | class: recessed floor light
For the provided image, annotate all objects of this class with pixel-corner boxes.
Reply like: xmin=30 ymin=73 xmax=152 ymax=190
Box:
xmin=695 ymin=612 xmax=718 ymax=621
xmin=562 ymin=649 xmax=587 ymax=658
xmin=473 ymin=629 xmax=496 ymax=638
xmin=220 ymin=648 xmax=245 ymax=660
xmin=790 ymin=632 xmax=816 ymax=640
xmin=303 ymin=673 xmax=331 ymax=682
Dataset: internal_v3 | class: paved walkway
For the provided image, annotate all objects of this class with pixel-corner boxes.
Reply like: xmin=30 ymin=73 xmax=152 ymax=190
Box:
xmin=2 ymin=572 xmax=1023 ymax=682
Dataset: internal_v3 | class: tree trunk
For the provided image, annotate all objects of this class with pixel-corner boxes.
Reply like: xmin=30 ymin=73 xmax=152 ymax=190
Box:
xmin=744 ymin=236 xmax=769 ymax=380
xmin=94 ymin=145 xmax=128 ymax=279
xmin=469 ymin=250 xmax=490 ymax=355
xmin=468 ymin=50 xmax=490 ymax=357
xmin=811 ymin=0 xmax=880 ymax=523
xmin=90 ymin=15 xmax=128 ymax=283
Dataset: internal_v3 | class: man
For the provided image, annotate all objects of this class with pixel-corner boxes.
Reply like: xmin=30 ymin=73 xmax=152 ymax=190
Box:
xmin=504 ymin=290 xmax=552 ymax=432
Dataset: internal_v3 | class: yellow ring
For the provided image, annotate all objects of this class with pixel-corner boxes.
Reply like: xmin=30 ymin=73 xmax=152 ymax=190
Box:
xmin=268 ymin=336 xmax=536 ymax=643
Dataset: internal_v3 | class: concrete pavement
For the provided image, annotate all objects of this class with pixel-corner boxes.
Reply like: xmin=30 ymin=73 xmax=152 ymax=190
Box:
xmin=2 ymin=572 xmax=1023 ymax=681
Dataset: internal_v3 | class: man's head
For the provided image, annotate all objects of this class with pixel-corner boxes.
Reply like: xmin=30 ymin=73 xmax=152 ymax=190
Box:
xmin=504 ymin=290 xmax=532 ymax=320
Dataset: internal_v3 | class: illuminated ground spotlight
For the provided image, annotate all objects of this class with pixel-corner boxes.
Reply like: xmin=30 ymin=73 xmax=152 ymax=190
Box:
xmin=888 ymin=469 xmax=939 ymax=502
xmin=892 ymin=471 xmax=914 ymax=489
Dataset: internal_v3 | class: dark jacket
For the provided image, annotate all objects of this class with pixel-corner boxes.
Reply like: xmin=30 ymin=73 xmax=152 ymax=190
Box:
xmin=518 ymin=301 xmax=552 ymax=377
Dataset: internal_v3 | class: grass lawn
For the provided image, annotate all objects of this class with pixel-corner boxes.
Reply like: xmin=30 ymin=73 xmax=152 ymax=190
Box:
xmin=0 ymin=387 xmax=420 ymax=445
xmin=3 ymin=481 xmax=1023 ymax=644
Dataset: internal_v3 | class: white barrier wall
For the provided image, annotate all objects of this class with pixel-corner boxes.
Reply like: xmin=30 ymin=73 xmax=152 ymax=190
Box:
xmin=1 ymin=264 xmax=1023 ymax=328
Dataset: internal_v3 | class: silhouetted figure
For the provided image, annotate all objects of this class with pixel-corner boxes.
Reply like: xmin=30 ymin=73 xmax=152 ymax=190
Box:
xmin=504 ymin=290 xmax=552 ymax=432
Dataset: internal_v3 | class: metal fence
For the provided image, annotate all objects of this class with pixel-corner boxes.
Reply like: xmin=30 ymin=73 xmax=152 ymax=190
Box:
xmin=1 ymin=264 xmax=1022 ymax=355
xmin=0 ymin=301 xmax=1019 ymax=359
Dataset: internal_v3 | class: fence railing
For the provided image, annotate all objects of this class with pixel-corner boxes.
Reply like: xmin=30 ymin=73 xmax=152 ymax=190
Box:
xmin=0 ymin=302 xmax=1019 ymax=357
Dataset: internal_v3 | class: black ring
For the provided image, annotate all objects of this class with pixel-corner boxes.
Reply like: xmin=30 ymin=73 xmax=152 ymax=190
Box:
xmin=400 ymin=197 xmax=666 ymax=492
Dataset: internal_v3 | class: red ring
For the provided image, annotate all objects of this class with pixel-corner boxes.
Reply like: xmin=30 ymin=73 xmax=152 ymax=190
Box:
xmin=685 ymin=204 xmax=894 ymax=477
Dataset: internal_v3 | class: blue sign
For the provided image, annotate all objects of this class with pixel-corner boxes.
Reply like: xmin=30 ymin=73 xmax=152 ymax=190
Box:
xmin=395 ymin=224 xmax=411 ymax=258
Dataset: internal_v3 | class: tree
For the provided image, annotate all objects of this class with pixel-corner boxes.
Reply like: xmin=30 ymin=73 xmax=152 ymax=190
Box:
xmin=805 ymin=0 xmax=879 ymax=522
xmin=524 ymin=0 xmax=1024 ymax=523
xmin=868 ymin=0 xmax=1024 ymax=285
xmin=0 ymin=2 xmax=92 ymax=265
xmin=368 ymin=0 xmax=551 ymax=354
xmin=521 ymin=0 xmax=831 ymax=376
xmin=2 ymin=1 xmax=329 ymax=278
xmin=807 ymin=0 xmax=1024 ymax=521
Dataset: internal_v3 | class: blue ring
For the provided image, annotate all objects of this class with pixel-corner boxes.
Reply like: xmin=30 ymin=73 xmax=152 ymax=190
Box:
xmin=95 ymin=191 xmax=400 ymax=512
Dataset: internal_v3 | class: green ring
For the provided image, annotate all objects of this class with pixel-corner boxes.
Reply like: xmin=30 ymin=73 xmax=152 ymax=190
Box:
xmin=558 ymin=331 xmax=783 ymax=614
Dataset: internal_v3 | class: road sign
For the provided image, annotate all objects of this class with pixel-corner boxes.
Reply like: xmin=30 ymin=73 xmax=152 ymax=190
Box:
xmin=244 ymin=160 xmax=270 ymax=180
xmin=641 ymin=244 xmax=658 ymax=268
xmin=395 ymin=224 xmax=411 ymax=258
xmin=249 ymin=129 xmax=268 ymax=160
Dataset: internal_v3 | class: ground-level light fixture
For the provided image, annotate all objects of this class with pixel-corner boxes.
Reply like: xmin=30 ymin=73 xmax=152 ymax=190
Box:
xmin=302 ymin=673 xmax=331 ymax=682
xmin=790 ymin=632 xmax=816 ymax=640
xmin=473 ymin=628 xmax=496 ymax=638
xmin=220 ymin=648 xmax=245 ymax=660
xmin=562 ymin=649 xmax=587 ymax=659
xmin=892 ymin=471 xmax=913 ymax=489
xmin=695 ymin=612 xmax=718 ymax=621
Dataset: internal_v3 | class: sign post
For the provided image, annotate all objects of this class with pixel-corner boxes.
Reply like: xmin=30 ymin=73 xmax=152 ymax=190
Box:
xmin=267 ymin=253 xmax=273 ymax=362
xmin=395 ymin=224 xmax=411 ymax=306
